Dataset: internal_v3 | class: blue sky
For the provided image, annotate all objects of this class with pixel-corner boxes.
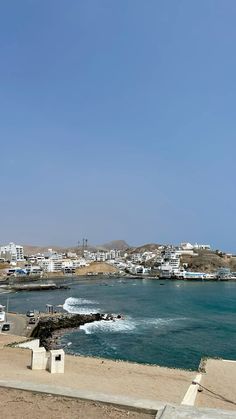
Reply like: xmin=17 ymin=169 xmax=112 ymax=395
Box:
xmin=0 ymin=0 xmax=236 ymax=250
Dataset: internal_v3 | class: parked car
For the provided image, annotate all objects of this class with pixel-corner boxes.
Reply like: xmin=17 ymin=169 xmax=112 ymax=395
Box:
xmin=29 ymin=317 xmax=36 ymax=324
xmin=26 ymin=311 xmax=34 ymax=317
xmin=2 ymin=323 xmax=10 ymax=331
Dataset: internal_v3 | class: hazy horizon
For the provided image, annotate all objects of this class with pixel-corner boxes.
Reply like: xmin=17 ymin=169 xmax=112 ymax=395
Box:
xmin=1 ymin=1 xmax=236 ymax=252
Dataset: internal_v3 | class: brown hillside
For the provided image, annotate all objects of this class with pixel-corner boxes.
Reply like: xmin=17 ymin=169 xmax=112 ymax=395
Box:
xmin=75 ymin=262 xmax=118 ymax=276
xmin=98 ymin=240 xmax=130 ymax=251
xmin=129 ymin=243 xmax=161 ymax=254
xmin=181 ymin=250 xmax=236 ymax=272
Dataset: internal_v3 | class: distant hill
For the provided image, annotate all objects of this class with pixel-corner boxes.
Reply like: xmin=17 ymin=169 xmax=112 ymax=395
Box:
xmin=128 ymin=243 xmax=161 ymax=254
xmin=98 ymin=240 xmax=130 ymax=251
xmin=23 ymin=240 xmax=130 ymax=255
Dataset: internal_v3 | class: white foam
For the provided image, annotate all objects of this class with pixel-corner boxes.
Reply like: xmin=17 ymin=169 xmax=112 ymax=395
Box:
xmin=72 ymin=307 xmax=101 ymax=314
xmin=80 ymin=319 xmax=136 ymax=335
xmin=63 ymin=297 xmax=188 ymax=331
xmin=141 ymin=317 xmax=187 ymax=327
xmin=63 ymin=297 xmax=100 ymax=314
xmin=65 ymin=297 xmax=97 ymax=305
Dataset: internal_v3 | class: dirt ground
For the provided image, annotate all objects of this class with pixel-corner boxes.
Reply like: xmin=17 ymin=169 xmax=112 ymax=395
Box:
xmin=75 ymin=261 xmax=118 ymax=275
xmin=0 ymin=387 xmax=154 ymax=419
xmin=43 ymin=262 xmax=118 ymax=278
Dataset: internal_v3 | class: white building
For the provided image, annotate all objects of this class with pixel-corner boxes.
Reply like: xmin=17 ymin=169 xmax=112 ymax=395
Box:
xmin=159 ymin=263 xmax=173 ymax=278
xmin=0 ymin=242 xmax=24 ymax=262
xmin=155 ymin=255 xmax=164 ymax=265
xmin=169 ymin=256 xmax=180 ymax=270
xmin=193 ymin=243 xmax=211 ymax=250
xmin=84 ymin=249 xmax=121 ymax=262
xmin=159 ymin=248 xmax=181 ymax=277
xmin=40 ymin=259 xmax=63 ymax=273
xmin=25 ymin=265 xmax=43 ymax=275
xmin=180 ymin=242 xmax=194 ymax=250
xmin=131 ymin=253 xmax=142 ymax=263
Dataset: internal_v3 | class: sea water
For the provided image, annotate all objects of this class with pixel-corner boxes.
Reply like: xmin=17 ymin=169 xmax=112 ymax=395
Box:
xmin=6 ymin=278 xmax=236 ymax=370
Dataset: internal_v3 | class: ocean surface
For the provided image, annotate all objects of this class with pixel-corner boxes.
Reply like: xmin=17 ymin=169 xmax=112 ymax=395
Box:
xmin=4 ymin=278 xmax=236 ymax=370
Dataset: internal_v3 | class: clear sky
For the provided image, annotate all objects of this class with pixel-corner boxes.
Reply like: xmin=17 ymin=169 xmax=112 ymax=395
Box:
xmin=1 ymin=1 xmax=236 ymax=250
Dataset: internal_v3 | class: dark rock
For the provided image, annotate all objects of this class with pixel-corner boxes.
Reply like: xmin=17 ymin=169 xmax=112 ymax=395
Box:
xmin=30 ymin=313 xmax=113 ymax=350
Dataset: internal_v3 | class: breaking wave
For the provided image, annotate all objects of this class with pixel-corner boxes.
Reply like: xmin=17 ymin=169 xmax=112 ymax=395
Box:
xmin=79 ymin=316 xmax=187 ymax=335
xmin=80 ymin=319 xmax=136 ymax=334
xmin=63 ymin=297 xmax=100 ymax=314
xmin=63 ymin=297 xmax=188 ymax=332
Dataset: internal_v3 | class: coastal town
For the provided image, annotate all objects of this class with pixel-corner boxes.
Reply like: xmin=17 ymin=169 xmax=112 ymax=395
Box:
xmin=0 ymin=240 xmax=236 ymax=281
xmin=2 ymin=1 xmax=236 ymax=417
xmin=0 ymin=241 xmax=236 ymax=418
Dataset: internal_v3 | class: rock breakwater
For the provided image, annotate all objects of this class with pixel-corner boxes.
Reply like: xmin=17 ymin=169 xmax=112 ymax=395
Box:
xmin=30 ymin=313 xmax=114 ymax=350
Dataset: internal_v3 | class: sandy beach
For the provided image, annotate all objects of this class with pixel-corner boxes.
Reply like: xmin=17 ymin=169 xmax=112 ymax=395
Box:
xmin=1 ymin=335 xmax=236 ymax=416
xmin=0 ymin=340 xmax=195 ymax=405
xmin=0 ymin=335 xmax=196 ymax=417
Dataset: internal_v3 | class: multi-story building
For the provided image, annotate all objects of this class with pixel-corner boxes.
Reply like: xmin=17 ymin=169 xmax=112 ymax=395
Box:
xmin=40 ymin=259 xmax=63 ymax=272
xmin=84 ymin=249 xmax=121 ymax=262
xmin=0 ymin=242 xmax=24 ymax=262
xmin=131 ymin=253 xmax=142 ymax=263
xmin=193 ymin=243 xmax=211 ymax=250
xmin=159 ymin=248 xmax=181 ymax=277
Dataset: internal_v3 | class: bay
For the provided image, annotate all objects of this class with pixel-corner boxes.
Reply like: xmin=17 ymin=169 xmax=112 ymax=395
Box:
xmin=4 ymin=278 xmax=236 ymax=370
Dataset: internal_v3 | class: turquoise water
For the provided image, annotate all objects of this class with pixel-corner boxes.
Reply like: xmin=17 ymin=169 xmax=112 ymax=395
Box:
xmin=5 ymin=278 xmax=236 ymax=370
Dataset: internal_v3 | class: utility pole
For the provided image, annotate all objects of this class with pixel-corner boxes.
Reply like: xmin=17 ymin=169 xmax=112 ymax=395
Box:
xmin=81 ymin=238 xmax=88 ymax=256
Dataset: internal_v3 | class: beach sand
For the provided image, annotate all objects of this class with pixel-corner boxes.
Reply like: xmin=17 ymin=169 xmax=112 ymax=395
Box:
xmin=196 ymin=358 xmax=236 ymax=411
xmin=1 ymin=343 xmax=236 ymax=415
xmin=0 ymin=346 xmax=195 ymax=405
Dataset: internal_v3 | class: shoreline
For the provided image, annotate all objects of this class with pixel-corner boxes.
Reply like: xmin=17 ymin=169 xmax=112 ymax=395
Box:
xmin=48 ymin=326 xmax=200 ymax=372
xmin=1 ymin=273 xmax=236 ymax=286
xmin=29 ymin=312 xmax=202 ymax=372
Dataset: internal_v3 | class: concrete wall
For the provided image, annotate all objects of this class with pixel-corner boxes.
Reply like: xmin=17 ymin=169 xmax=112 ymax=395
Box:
xmin=18 ymin=339 xmax=40 ymax=350
xmin=48 ymin=349 xmax=65 ymax=374
xmin=31 ymin=347 xmax=48 ymax=370
xmin=30 ymin=346 xmax=65 ymax=373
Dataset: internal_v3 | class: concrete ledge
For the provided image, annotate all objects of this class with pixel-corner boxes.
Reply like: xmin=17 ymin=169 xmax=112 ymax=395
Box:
xmin=18 ymin=339 xmax=40 ymax=350
xmin=222 ymin=359 xmax=236 ymax=363
xmin=0 ymin=379 xmax=166 ymax=414
xmin=1 ymin=378 xmax=236 ymax=418
xmin=158 ymin=404 xmax=236 ymax=418
xmin=181 ymin=373 xmax=202 ymax=406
